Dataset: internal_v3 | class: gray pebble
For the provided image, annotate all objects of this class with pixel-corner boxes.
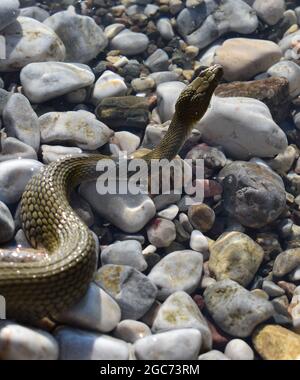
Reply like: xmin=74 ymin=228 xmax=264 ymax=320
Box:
xmin=110 ymin=29 xmax=149 ymax=56
xmin=0 ymin=200 xmax=15 ymax=243
xmin=144 ymin=49 xmax=169 ymax=72
xmin=0 ymin=0 xmax=20 ymax=32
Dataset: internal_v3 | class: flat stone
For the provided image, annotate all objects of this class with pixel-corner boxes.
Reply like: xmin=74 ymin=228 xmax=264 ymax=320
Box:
xmin=0 ymin=200 xmax=15 ymax=243
xmin=55 ymin=327 xmax=129 ymax=360
xmin=215 ymin=77 xmax=290 ymax=124
xmin=152 ymin=291 xmax=212 ymax=351
xmin=113 ymin=320 xmax=151 ymax=343
xmin=101 ymin=240 xmax=147 ymax=272
xmin=41 ymin=145 xmax=82 ymax=164
xmin=3 ymin=93 xmax=40 ymax=151
xmin=110 ymin=29 xmax=149 ymax=56
xmin=156 ymin=81 xmax=186 ymax=123
xmin=148 ymin=250 xmax=203 ymax=300
xmin=54 ymin=283 xmax=121 ymax=333
xmin=204 ymin=279 xmax=274 ymax=337
xmin=0 ymin=0 xmax=19 ymax=32
xmin=44 ymin=7 xmax=107 ymax=63
xmin=104 ymin=23 xmax=125 ymax=40
xmin=273 ymin=248 xmax=300 ymax=277
xmin=134 ymin=329 xmax=202 ymax=360
xmin=218 ymin=162 xmax=286 ymax=228
xmin=20 ymin=62 xmax=95 ymax=103
xmin=0 ymin=17 xmax=66 ymax=72
xmin=95 ymin=264 xmax=157 ymax=320
xmin=91 ymin=70 xmax=127 ymax=106
xmin=149 ymin=71 xmax=180 ymax=85
xmin=39 ymin=110 xmax=113 ymax=150
xmin=252 ymin=325 xmax=300 ymax=360
xmin=0 ymin=321 xmax=58 ymax=360
xmin=0 ymin=158 xmax=43 ymax=204
xmin=214 ymin=38 xmax=282 ymax=81
xmin=262 ymin=280 xmax=285 ymax=298
xmin=110 ymin=131 xmax=141 ymax=155
xmin=267 ymin=61 xmax=300 ymax=98
xmin=197 ymin=96 xmax=287 ymax=160
xmin=144 ymin=49 xmax=169 ymax=72
xmin=209 ymin=232 xmax=264 ymax=287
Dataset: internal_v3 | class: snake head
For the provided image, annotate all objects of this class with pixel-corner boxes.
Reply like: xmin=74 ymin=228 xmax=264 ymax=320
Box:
xmin=175 ymin=64 xmax=223 ymax=125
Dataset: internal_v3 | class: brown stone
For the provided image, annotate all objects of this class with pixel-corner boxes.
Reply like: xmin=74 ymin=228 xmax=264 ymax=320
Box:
xmin=188 ymin=203 xmax=215 ymax=232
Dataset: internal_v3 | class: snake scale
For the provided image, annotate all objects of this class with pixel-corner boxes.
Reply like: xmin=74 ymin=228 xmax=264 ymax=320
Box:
xmin=0 ymin=65 xmax=223 ymax=322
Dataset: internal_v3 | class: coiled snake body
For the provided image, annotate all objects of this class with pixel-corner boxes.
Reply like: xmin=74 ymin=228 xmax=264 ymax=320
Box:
xmin=0 ymin=65 xmax=223 ymax=321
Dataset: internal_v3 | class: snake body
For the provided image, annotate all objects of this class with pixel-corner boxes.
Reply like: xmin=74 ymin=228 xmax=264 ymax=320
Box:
xmin=0 ymin=65 xmax=223 ymax=321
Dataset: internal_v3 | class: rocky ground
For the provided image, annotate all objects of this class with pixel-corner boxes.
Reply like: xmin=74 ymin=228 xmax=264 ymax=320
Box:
xmin=0 ymin=0 xmax=300 ymax=360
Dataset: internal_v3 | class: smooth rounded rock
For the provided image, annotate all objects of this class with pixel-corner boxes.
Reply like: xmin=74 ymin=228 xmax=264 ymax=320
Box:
xmin=91 ymin=70 xmax=127 ymax=106
xmin=21 ymin=62 xmax=95 ymax=103
xmin=0 ymin=0 xmax=20 ymax=32
xmin=0 ymin=200 xmax=15 ymax=243
xmin=0 ymin=17 xmax=66 ymax=72
xmin=224 ymin=339 xmax=254 ymax=360
xmin=0 ymin=136 xmax=37 ymax=162
xmin=134 ymin=329 xmax=202 ymax=360
xmin=198 ymin=350 xmax=230 ymax=360
xmin=55 ymin=283 xmax=121 ymax=333
xmin=19 ymin=6 xmax=49 ymax=22
xmin=188 ymin=203 xmax=215 ymax=232
xmin=0 ymin=159 xmax=43 ymax=204
xmin=41 ymin=145 xmax=82 ymax=164
xmin=156 ymin=81 xmax=186 ymax=123
xmin=253 ymin=0 xmax=285 ymax=25
xmin=113 ymin=320 xmax=151 ymax=343
xmin=157 ymin=18 xmax=174 ymax=41
xmin=267 ymin=61 xmax=300 ymax=98
xmin=209 ymin=232 xmax=264 ymax=287
xmin=40 ymin=110 xmax=113 ymax=150
xmin=144 ymin=49 xmax=169 ymax=72
xmin=110 ymin=29 xmax=149 ymax=56
xmin=204 ymin=279 xmax=274 ymax=337
xmin=148 ymin=250 xmax=203 ymax=300
xmin=55 ymin=327 xmax=129 ymax=360
xmin=273 ymin=249 xmax=300 ymax=277
xmin=146 ymin=218 xmax=176 ymax=248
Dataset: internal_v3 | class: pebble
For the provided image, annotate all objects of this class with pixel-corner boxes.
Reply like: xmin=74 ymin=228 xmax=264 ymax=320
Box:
xmin=113 ymin=320 xmax=151 ymax=343
xmin=101 ymin=240 xmax=147 ymax=272
xmin=110 ymin=131 xmax=140 ymax=155
xmin=0 ymin=0 xmax=20 ymax=32
xmin=0 ymin=321 xmax=58 ymax=360
xmin=152 ymin=291 xmax=212 ymax=352
xmin=189 ymin=230 xmax=209 ymax=255
xmin=149 ymin=71 xmax=180 ymax=85
xmin=224 ymin=339 xmax=254 ymax=360
xmin=20 ymin=62 xmax=95 ymax=103
xmin=157 ymin=18 xmax=174 ymax=41
xmin=44 ymin=7 xmax=107 ymax=63
xmin=91 ymin=70 xmax=127 ymax=106
xmin=55 ymin=327 xmax=129 ymax=360
xmin=0 ymin=17 xmax=66 ymax=72
xmin=148 ymin=250 xmax=203 ymax=300
xmin=273 ymin=248 xmax=300 ymax=277
xmin=0 ymin=200 xmax=15 ymax=243
xmin=0 ymin=135 xmax=37 ymax=162
xmin=134 ymin=329 xmax=202 ymax=360
xmin=110 ymin=29 xmax=149 ymax=56
xmin=209 ymin=232 xmax=264 ymax=287
xmin=79 ymin=184 xmax=156 ymax=233
xmin=267 ymin=61 xmax=300 ymax=98
xmin=157 ymin=204 xmax=179 ymax=220
xmin=186 ymin=144 xmax=227 ymax=176
xmin=197 ymin=96 xmax=287 ymax=160
xmin=218 ymin=162 xmax=286 ymax=228
xmin=95 ymin=264 xmax=157 ymax=320
xmin=204 ymin=279 xmax=274 ymax=337
xmin=146 ymin=218 xmax=176 ymax=248
xmin=278 ymin=30 xmax=300 ymax=59
xmin=3 ymin=93 xmax=40 ymax=151
xmin=198 ymin=350 xmax=230 ymax=360
xmin=253 ymin=0 xmax=285 ymax=26
xmin=104 ymin=23 xmax=125 ymax=40
xmin=188 ymin=204 xmax=215 ymax=232
xmin=55 ymin=283 xmax=121 ymax=333
xmin=156 ymin=81 xmax=186 ymax=122
xmin=19 ymin=6 xmax=49 ymax=22
xmin=39 ymin=110 xmax=113 ymax=150
xmin=0 ymin=158 xmax=43 ymax=204
xmin=131 ymin=77 xmax=155 ymax=93
xmin=262 ymin=280 xmax=285 ymax=298
xmin=290 ymin=288 xmax=300 ymax=332
xmin=253 ymin=325 xmax=300 ymax=360
xmin=41 ymin=145 xmax=82 ymax=164
xmin=144 ymin=49 xmax=169 ymax=72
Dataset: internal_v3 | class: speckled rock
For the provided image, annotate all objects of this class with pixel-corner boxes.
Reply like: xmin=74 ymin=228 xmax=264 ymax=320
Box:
xmin=218 ymin=162 xmax=286 ymax=228
xmin=214 ymin=38 xmax=282 ymax=81
xmin=79 ymin=184 xmax=156 ymax=233
xmin=197 ymin=96 xmax=287 ymax=160
xmin=146 ymin=218 xmax=176 ymax=248
xmin=267 ymin=61 xmax=300 ymax=98
xmin=198 ymin=350 xmax=230 ymax=360
xmin=113 ymin=320 xmax=151 ymax=343
xmin=41 ymin=145 xmax=82 ymax=164
xmin=188 ymin=204 xmax=215 ymax=232
xmin=273 ymin=249 xmax=300 ymax=277
xmin=152 ymin=291 xmax=212 ymax=351
xmin=55 ymin=283 xmax=121 ymax=333
xmin=110 ymin=29 xmax=149 ymax=56
xmin=55 ymin=327 xmax=129 ymax=360
xmin=39 ymin=110 xmax=113 ymax=150
xmin=91 ymin=70 xmax=127 ymax=106
xmin=44 ymin=7 xmax=107 ymax=63
xmin=224 ymin=339 xmax=254 ymax=360
xmin=3 ymin=93 xmax=40 ymax=151
xmin=101 ymin=240 xmax=147 ymax=272
xmin=148 ymin=250 xmax=203 ymax=300
xmin=95 ymin=264 xmax=157 ymax=320
xmin=209 ymin=232 xmax=264 ymax=287
xmin=0 ymin=200 xmax=15 ymax=243
xmin=0 ymin=17 xmax=66 ymax=72
xmin=134 ymin=329 xmax=202 ymax=360
xmin=20 ymin=62 xmax=95 ymax=103
xmin=0 ymin=158 xmax=43 ymax=204
xmin=0 ymin=321 xmax=58 ymax=360
xmin=0 ymin=0 xmax=20 ymax=32
xmin=204 ymin=279 xmax=274 ymax=337
xmin=252 ymin=325 xmax=300 ymax=360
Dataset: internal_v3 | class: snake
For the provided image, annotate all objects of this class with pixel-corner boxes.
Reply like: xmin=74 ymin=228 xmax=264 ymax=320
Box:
xmin=0 ymin=65 xmax=223 ymax=322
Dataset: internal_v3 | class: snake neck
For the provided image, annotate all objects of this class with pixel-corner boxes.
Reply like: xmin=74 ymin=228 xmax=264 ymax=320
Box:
xmin=143 ymin=115 xmax=191 ymax=162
